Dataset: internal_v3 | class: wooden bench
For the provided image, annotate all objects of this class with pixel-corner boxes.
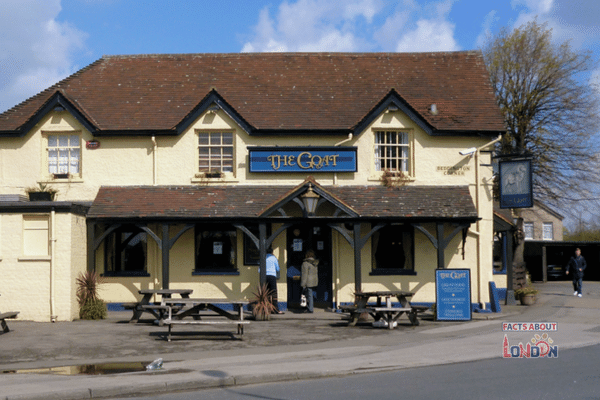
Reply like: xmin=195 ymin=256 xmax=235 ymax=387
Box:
xmin=341 ymin=304 xmax=425 ymax=328
xmin=163 ymin=319 xmax=250 ymax=342
xmin=122 ymin=302 xmax=138 ymax=310
xmin=1 ymin=311 xmax=19 ymax=333
xmin=338 ymin=305 xmax=358 ymax=313
xmin=367 ymin=307 xmax=414 ymax=329
xmin=410 ymin=305 xmax=430 ymax=314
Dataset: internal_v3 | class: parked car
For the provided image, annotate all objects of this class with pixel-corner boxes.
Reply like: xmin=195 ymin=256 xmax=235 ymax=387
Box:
xmin=547 ymin=264 xmax=566 ymax=280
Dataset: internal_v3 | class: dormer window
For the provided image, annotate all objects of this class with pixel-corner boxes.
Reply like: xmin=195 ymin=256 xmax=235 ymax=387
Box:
xmin=374 ymin=130 xmax=410 ymax=173
xmin=198 ymin=131 xmax=234 ymax=177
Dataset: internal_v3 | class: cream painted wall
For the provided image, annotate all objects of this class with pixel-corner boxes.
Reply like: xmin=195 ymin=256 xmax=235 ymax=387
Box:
xmin=0 ymin=212 xmax=86 ymax=321
xmin=1 ymin=104 xmax=498 ymax=318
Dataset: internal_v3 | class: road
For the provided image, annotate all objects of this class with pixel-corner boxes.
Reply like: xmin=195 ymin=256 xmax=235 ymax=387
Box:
xmin=112 ymin=343 xmax=600 ymax=400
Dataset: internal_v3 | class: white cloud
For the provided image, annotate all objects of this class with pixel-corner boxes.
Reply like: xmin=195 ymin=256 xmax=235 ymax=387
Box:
xmin=395 ymin=19 xmax=459 ymax=52
xmin=372 ymin=1 xmax=415 ymax=50
xmin=392 ymin=0 xmax=459 ymax=52
xmin=242 ymin=0 xmax=462 ymax=54
xmin=241 ymin=0 xmax=384 ymax=52
xmin=475 ymin=10 xmax=498 ymax=48
xmin=510 ymin=0 xmax=600 ymax=49
xmin=0 ymin=0 xmax=88 ymax=113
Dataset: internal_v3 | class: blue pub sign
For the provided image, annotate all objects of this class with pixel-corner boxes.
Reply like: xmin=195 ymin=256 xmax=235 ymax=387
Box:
xmin=435 ymin=269 xmax=472 ymax=321
xmin=248 ymin=147 xmax=357 ymax=173
xmin=499 ymin=158 xmax=533 ymax=209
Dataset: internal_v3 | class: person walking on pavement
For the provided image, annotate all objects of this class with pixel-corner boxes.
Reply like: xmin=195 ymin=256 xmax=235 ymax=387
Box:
xmin=266 ymin=247 xmax=284 ymax=314
xmin=566 ymin=248 xmax=586 ymax=297
xmin=301 ymin=249 xmax=319 ymax=313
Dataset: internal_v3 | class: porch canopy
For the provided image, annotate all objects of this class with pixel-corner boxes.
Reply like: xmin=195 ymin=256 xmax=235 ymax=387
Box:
xmin=86 ymin=178 xmax=479 ymax=292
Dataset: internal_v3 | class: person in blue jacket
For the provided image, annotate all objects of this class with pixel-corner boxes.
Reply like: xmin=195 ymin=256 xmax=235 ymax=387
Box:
xmin=566 ymin=248 xmax=586 ymax=297
xmin=265 ymin=247 xmax=284 ymax=314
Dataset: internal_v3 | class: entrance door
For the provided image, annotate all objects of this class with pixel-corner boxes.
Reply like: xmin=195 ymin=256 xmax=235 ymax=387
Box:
xmin=286 ymin=224 xmax=332 ymax=309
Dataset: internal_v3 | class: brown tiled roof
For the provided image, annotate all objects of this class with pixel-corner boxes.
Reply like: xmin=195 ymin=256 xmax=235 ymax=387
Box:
xmin=87 ymin=185 xmax=477 ymax=220
xmin=0 ymin=52 xmax=505 ymax=135
xmin=327 ymin=185 xmax=477 ymax=219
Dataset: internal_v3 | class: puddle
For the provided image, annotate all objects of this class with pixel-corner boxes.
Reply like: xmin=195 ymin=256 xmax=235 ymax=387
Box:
xmin=1 ymin=361 xmax=149 ymax=375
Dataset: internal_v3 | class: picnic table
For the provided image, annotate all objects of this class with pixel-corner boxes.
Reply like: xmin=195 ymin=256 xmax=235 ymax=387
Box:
xmin=340 ymin=290 xmax=426 ymax=329
xmin=0 ymin=311 xmax=19 ymax=334
xmin=126 ymin=289 xmax=193 ymax=323
xmin=161 ymin=298 xmax=249 ymax=341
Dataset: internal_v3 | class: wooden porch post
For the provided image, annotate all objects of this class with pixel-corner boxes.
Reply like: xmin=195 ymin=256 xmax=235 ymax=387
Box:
xmin=353 ymin=222 xmax=362 ymax=293
xmin=87 ymin=221 xmax=95 ymax=273
xmin=505 ymin=232 xmax=516 ymax=305
xmin=162 ymin=224 xmax=170 ymax=289
xmin=436 ymin=223 xmax=445 ymax=269
xmin=259 ymin=223 xmax=267 ymax=286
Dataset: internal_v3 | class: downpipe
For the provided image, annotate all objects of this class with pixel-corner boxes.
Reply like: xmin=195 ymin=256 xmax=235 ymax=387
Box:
xmin=50 ymin=209 xmax=57 ymax=322
xmin=333 ymin=133 xmax=353 ymax=185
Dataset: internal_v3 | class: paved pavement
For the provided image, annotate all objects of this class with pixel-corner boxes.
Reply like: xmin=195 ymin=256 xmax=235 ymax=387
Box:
xmin=1 ymin=281 xmax=599 ymax=399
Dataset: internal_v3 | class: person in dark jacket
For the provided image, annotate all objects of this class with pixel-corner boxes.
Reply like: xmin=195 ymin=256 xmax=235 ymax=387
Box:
xmin=566 ymin=248 xmax=586 ymax=297
xmin=300 ymin=249 xmax=319 ymax=313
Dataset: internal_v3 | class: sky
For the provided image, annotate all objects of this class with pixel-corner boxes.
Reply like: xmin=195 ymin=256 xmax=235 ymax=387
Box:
xmin=1 ymin=0 xmax=600 ymax=227
xmin=2 ymin=0 xmax=600 ymax=114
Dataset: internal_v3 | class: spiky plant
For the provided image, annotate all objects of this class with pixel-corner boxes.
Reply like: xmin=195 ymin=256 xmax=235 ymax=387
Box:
xmin=250 ymin=283 xmax=276 ymax=320
xmin=76 ymin=271 xmax=103 ymax=305
xmin=76 ymin=271 xmax=107 ymax=319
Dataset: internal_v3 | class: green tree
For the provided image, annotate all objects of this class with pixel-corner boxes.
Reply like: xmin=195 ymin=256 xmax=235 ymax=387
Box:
xmin=482 ymin=20 xmax=600 ymax=205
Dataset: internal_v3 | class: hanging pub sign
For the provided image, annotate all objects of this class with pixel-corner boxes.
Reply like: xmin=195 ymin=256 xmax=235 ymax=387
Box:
xmin=499 ymin=158 xmax=533 ymax=209
xmin=435 ymin=269 xmax=472 ymax=321
xmin=248 ymin=146 xmax=357 ymax=173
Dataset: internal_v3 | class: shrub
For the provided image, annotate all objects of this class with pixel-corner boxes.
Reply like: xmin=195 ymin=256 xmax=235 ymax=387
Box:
xmin=79 ymin=299 xmax=107 ymax=320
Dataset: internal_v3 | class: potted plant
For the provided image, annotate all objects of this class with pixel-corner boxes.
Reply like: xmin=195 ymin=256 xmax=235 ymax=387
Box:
xmin=515 ymin=286 xmax=539 ymax=306
xmin=25 ymin=183 xmax=58 ymax=201
xmin=250 ymin=283 xmax=276 ymax=321
xmin=381 ymin=169 xmax=411 ymax=188
xmin=204 ymin=170 xmax=223 ymax=178
xmin=76 ymin=271 xmax=107 ymax=320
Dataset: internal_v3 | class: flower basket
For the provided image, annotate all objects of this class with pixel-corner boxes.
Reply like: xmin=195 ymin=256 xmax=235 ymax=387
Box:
xmin=25 ymin=183 xmax=57 ymax=201
xmin=28 ymin=192 xmax=53 ymax=201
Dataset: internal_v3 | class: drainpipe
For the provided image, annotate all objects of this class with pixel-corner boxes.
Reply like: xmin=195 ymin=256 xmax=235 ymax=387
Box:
xmin=50 ymin=209 xmax=57 ymax=322
xmin=333 ymin=133 xmax=352 ymax=185
xmin=152 ymin=136 xmax=157 ymax=185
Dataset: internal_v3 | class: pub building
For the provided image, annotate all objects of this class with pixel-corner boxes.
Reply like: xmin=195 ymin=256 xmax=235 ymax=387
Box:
xmin=0 ymin=52 xmax=506 ymax=322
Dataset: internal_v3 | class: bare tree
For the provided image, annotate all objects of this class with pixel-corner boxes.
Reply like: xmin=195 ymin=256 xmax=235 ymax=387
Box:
xmin=482 ymin=20 xmax=600 ymax=209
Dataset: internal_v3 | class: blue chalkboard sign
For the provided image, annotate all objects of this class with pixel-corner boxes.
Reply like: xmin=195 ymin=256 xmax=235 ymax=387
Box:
xmin=435 ymin=269 xmax=472 ymax=321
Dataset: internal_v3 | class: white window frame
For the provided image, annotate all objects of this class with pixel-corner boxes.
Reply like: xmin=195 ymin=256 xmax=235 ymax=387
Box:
xmin=43 ymin=131 xmax=82 ymax=180
xmin=524 ymin=222 xmax=534 ymax=240
xmin=196 ymin=130 xmax=235 ymax=178
xmin=373 ymin=130 xmax=413 ymax=176
xmin=542 ymin=222 xmax=553 ymax=241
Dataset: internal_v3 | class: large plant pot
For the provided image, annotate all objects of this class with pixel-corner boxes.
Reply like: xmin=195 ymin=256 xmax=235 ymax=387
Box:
xmin=520 ymin=294 xmax=536 ymax=305
xmin=28 ymin=192 xmax=53 ymax=201
xmin=253 ymin=312 xmax=271 ymax=321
